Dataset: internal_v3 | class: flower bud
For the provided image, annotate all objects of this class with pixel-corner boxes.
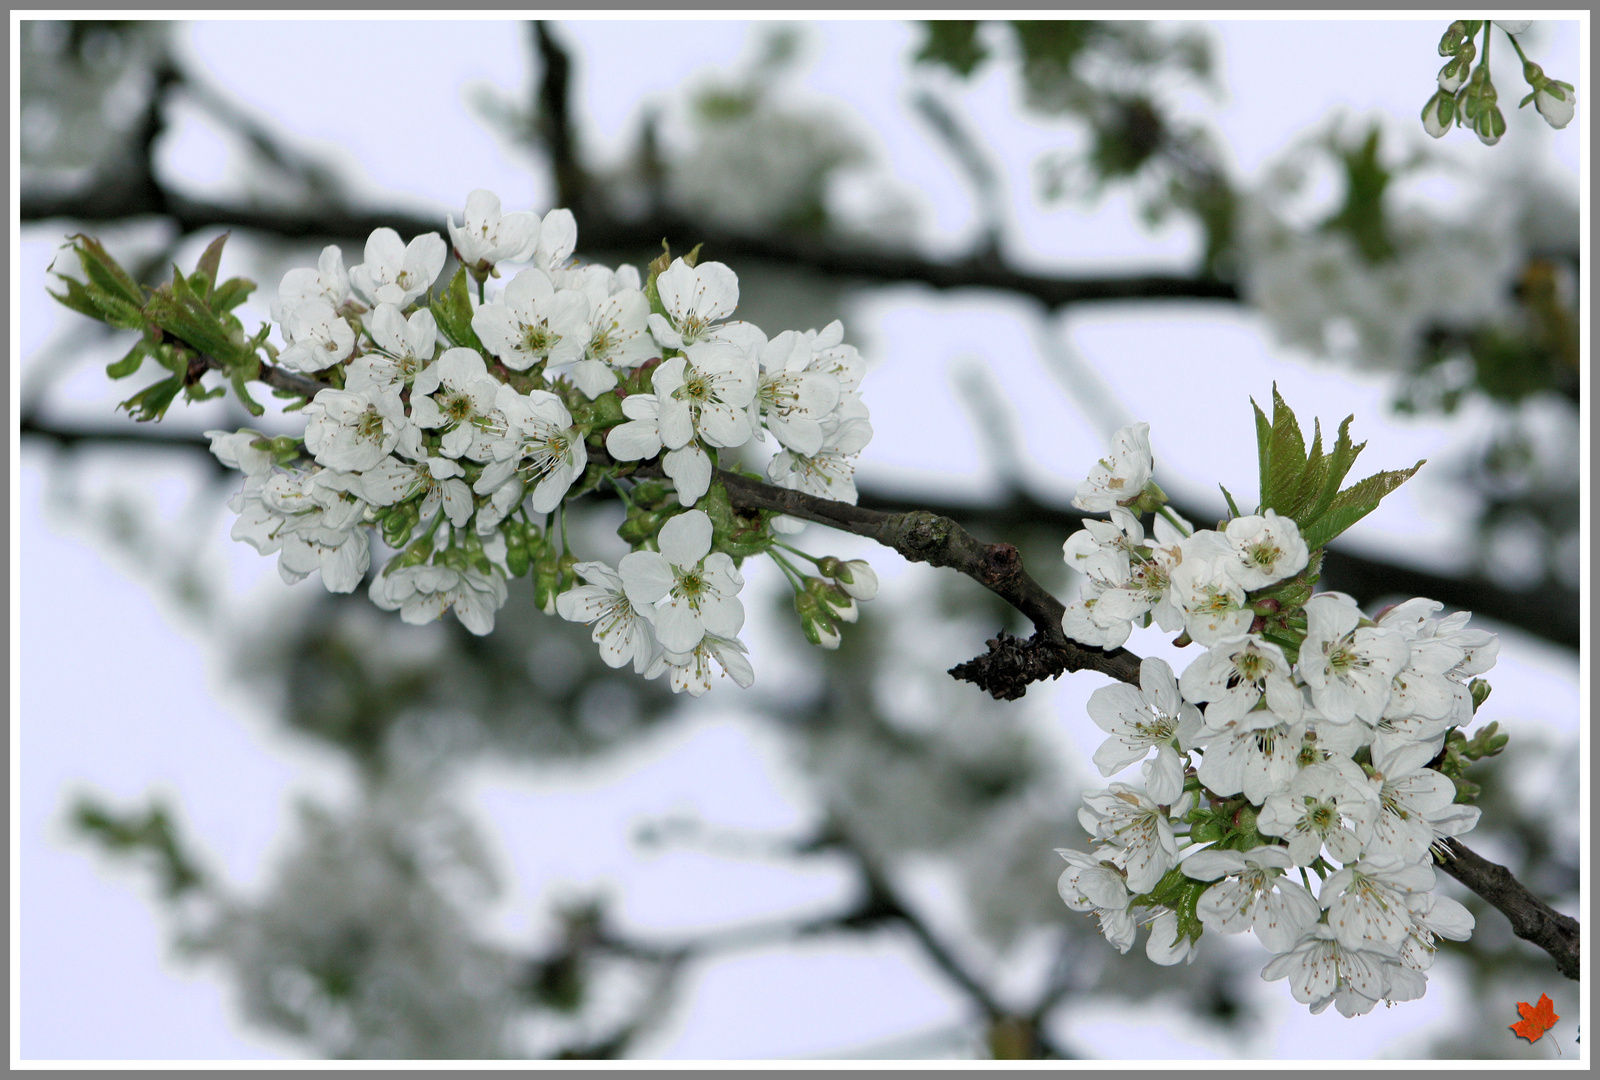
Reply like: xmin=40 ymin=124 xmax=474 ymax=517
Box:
xmin=1470 ymin=678 xmax=1493 ymax=712
xmin=835 ymin=560 xmax=879 ymax=601
xmin=1437 ymin=50 xmax=1472 ymax=92
xmin=807 ymin=577 xmax=859 ymax=624
xmin=794 ymin=591 xmax=841 ymax=649
xmin=1474 ymin=104 xmax=1507 ymax=145
xmin=1535 ymin=83 xmax=1576 ymax=129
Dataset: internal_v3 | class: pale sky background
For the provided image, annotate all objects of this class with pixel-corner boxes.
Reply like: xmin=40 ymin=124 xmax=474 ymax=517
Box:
xmin=15 ymin=16 xmax=1585 ymax=1062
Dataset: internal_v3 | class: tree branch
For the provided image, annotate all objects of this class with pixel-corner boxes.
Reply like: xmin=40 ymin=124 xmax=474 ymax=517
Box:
xmin=1437 ymin=839 xmax=1580 ymax=981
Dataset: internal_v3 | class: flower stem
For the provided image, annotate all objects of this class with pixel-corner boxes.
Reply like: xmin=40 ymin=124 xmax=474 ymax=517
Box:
xmin=1157 ymin=505 xmax=1192 ymax=537
xmin=766 ymin=548 xmax=808 ymax=592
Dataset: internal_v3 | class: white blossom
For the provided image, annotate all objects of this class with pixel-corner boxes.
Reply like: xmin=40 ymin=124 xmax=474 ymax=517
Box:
xmin=1366 ymin=740 xmax=1479 ymax=865
xmin=1256 ymin=759 xmax=1380 ymax=865
xmin=361 ymin=453 xmax=473 ymax=529
xmin=474 ymin=384 xmax=586 ymax=514
xmin=1086 ymin=657 xmax=1201 ymax=805
xmin=1298 ymin=593 xmax=1409 ymax=725
xmin=408 ymin=347 xmax=503 ymax=460
xmin=1077 ymin=784 xmax=1179 ymax=894
xmin=303 ymin=386 xmax=412 ymax=473
xmin=1223 ymin=510 xmax=1309 ymax=590
xmin=1180 ymin=634 xmax=1303 ymax=726
xmin=556 ymin=560 xmax=657 ymax=674
xmin=272 ymin=245 xmax=351 ymax=322
xmin=1319 ymin=859 xmax=1437 ymax=952
xmin=277 ymin=299 xmax=355 ymax=374
xmin=1261 ymin=923 xmax=1397 ymax=1017
xmin=1194 ymin=708 xmax=1303 ymax=805
xmin=471 ymin=268 xmax=590 ymax=372
xmin=350 ymin=227 xmax=446 ymax=309
xmin=348 ymin=304 xmax=438 ymax=392
xmin=369 ymin=560 xmax=509 ymax=636
xmin=1183 ymin=845 xmax=1320 ymax=953
xmin=1072 ymin=422 xmax=1152 ymax=512
xmin=618 ymin=510 xmax=744 ymax=654
xmin=448 ymin=189 xmax=539 ymax=269
xmin=647 ymin=258 xmax=763 ymax=351
xmin=1169 ymin=534 xmax=1254 ymax=646
xmin=645 ymin=632 xmax=755 ymax=697
xmin=1056 ymin=848 xmax=1137 ymax=954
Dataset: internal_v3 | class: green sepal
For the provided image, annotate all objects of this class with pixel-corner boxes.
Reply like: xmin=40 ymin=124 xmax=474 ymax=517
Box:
xmin=106 ymin=339 xmax=149 ymax=380
xmin=429 ymin=266 xmax=486 ymax=353
xmin=703 ymin=479 xmax=772 ymax=559
xmin=118 ymin=375 xmax=184 ymax=423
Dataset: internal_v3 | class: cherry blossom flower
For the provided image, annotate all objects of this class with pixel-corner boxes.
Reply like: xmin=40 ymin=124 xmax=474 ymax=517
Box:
xmin=369 ymin=560 xmax=509 ymax=636
xmin=644 ymin=633 xmax=755 ymax=696
xmin=555 ymin=560 xmax=657 ymax=673
xmin=567 ymin=274 xmax=655 ymax=398
xmin=448 ymin=189 xmax=539 ymax=271
xmin=1077 ymin=784 xmax=1179 ymax=894
xmin=1261 ymin=923 xmax=1398 ymax=1017
xmin=1086 ymin=657 xmax=1201 ymax=804
xmin=226 ymin=467 xmax=370 ymax=593
xmin=1072 ymin=422 xmax=1152 ymax=512
xmin=347 ymin=304 xmax=438 ymax=392
xmin=1180 ymin=634 xmax=1303 ymax=726
xmin=749 ymin=328 xmax=845 ymax=455
xmin=618 ymin=510 xmax=744 ymax=654
xmin=1320 ymin=859 xmax=1437 ymax=952
xmin=1257 ymin=759 xmax=1380 ymax=865
xmin=1194 ymin=708 xmax=1303 ymax=805
xmin=1183 ymin=844 xmax=1320 ymax=953
xmin=1169 ymin=537 xmax=1254 ymax=646
xmin=473 ymin=385 xmax=586 ymax=514
xmin=1298 ymin=593 xmax=1410 ymax=724
xmin=1223 ymin=509 xmax=1309 ymax=590
xmin=766 ymin=398 xmax=873 ymax=512
xmin=1056 ymin=848 xmax=1136 ymax=954
xmin=530 ymin=208 xmax=577 ymax=273
xmin=408 ymin=347 xmax=504 ymax=459
xmin=361 ymin=453 xmax=474 ymax=530
xmin=1398 ymin=890 xmax=1475 ymax=971
xmin=472 ymin=268 xmax=590 ymax=372
xmin=1365 ymin=740 xmax=1479 ymax=865
xmin=647 ymin=258 xmax=763 ymax=351
xmin=277 ymin=299 xmax=355 ymax=374
xmin=303 ymin=386 xmax=412 ymax=473
xmin=272 ymin=245 xmax=351 ymax=321
xmin=655 ymin=343 xmax=758 ymax=452
xmin=349 ymin=228 xmax=446 ymax=309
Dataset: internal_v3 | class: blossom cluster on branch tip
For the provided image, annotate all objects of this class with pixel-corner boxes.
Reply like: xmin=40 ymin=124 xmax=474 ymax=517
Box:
xmin=1055 ymin=417 xmax=1499 ymax=1018
xmin=1423 ymin=20 xmax=1576 ymax=144
xmin=198 ymin=190 xmax=876 ymax=696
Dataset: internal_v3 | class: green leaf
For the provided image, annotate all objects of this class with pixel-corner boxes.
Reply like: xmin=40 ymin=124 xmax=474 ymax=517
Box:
xmin=66 ymin=234 xmax=145 ymax=309
xmin=210 ymin=276 xmax=256 ymax=313
xmin=1253 ymin=384 xmax=1308 ymax=514
xmin=106 ymin=340 xmax=148 ymax=380
xmin=194 ymin=232 xmax=230 ymax=298
xmin=1280 ymin=417 xmax=1328 ymax=522
xmin=429 ymin=266 xmax=485 ymax=353
xmin=1303 ymin=415 xmax=1364 ymax=526
xmin=118 ymin=375 xmax=184 ymax=422
xmin=143 ymin=266 xmax=241 ymax=365
xmin=1297 ymin=460 xmax=1424 ymax=550
xmin=47 ymin=276 xmax=106 ymax=322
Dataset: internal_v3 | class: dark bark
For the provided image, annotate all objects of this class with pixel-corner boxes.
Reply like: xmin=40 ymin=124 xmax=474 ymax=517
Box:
xmin=1437 ymin=840 xmax=1580 ymax=981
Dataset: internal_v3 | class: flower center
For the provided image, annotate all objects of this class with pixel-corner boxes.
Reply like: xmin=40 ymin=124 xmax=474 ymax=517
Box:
xmin=356 ymin=408 xmax=386 ymax=441
xmin=521 ymin=323 xmax=556 ymax=354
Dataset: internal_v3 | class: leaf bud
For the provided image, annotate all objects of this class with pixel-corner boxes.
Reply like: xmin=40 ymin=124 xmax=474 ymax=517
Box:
xmin=1469 ymin=678 xmax=1493 ymax=712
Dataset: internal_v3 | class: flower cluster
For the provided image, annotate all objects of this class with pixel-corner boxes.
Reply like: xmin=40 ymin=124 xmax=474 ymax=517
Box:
xmin=1056 ymin=421 xmax=1498 ymax=1017
xmin=206 ymin=190 xmax=877 ymax=695
xmin=1422 ymin=20 xmax=1576 ymax=143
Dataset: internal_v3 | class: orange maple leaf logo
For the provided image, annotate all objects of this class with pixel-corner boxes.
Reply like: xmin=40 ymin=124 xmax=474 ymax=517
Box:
xmin=1510 ymin=993 xmax=1561 ymax=1053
